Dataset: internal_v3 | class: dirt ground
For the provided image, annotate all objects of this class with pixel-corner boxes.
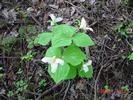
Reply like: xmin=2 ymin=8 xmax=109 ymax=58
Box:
xmin=0 ymin=0 xmax=133 ymax=100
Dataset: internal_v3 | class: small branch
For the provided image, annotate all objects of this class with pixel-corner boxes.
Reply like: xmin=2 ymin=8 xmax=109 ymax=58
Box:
xmin=85 ymin=47 xmax=90 ymax=59
xmin=94 ymin=59 xmax=112 ymax=100
xmin=36 ymin=82 xmax=62 ymax=100
xmin=62 ymin=81 xmax=71 ymax=100
xmin=64 ymin=1 xmax=90 ymax=20
xmin=31 ymin=15 xmax=42 ymax=27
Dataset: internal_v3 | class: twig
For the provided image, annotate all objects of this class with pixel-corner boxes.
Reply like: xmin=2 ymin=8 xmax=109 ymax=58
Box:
xmin=85 ymin=47 xmax=90 ymax=59
xmin=64 ymin=1 xmax=90 ymax=20
xmin=62 ymin=81 xmax=71 ymax=100
xmin=93 ymin=59 xmax=112 ymax=100
xmin=0 ymin=94 xmax=8 ymax=100
xmin=0 ymin=56 xmax=20 ymax=58
xmin=36 ymin=82 xmax=62 ymax=100
xmin=31 ymin=15 xmax=42 ymax=27
xmin=125 ymin=39 xmax=133 ymax=47
xmin=80 ymin=90 xmax=90 ymax=100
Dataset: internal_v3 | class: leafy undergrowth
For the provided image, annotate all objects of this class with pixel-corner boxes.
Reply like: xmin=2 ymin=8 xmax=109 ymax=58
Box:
xmin=0 ymin=0 xmax=133 ymax=100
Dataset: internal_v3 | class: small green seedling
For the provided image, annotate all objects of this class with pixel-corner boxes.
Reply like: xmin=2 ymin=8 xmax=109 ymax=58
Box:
xmin=15 ymin=80 xmax=28 ymax=93
xmin=39 ymin=79 xmax=47 ymax=88
xmin=124 ymin=0 xmax=128 ymax=5
xmin=7 ymin=91 xmax=14 ymax=97
xmin=116 ymin=22 xmax=133 ymax=38
xmin=104 ymin=85 xmax=110 ymax=90
xmin=34 ymin=17 xmax=95 ymax=83
xmin=21 ymin=51 xmax=36 ymax=61
xmin=16 ymin=68 xmax=23 ymax=75
xmin=121 ymin=85 xmax=129 ymax=92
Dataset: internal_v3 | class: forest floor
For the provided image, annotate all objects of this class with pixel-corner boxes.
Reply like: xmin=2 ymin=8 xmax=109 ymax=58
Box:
xmin=0 ymin=0 xmax=133 ymax=100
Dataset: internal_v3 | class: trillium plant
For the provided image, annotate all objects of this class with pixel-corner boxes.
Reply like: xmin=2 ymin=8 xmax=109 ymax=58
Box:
xmin=35 ymin=16 xmax=95 ymax=83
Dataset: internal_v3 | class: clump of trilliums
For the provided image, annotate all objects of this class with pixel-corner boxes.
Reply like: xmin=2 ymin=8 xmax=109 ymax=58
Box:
xmin=35 ymin=14 xmax=95 ymax=83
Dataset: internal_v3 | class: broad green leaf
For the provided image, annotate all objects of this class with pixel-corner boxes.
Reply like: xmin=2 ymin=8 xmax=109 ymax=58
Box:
xmin=73 ymin=33 xmax=95 ymax=47
xmin=48 ymin=63 xmax=70 ymax=83
xmin=65 ymin=66 xmax=77 ymax=79
xmin=52 ymin=33 xmax=72 ymax=47
xmin=52 ymin=24 xmax=77 ymax=37
xmin=45 ymin=47 xmax=62 ymax=57
xmin=63 ymin=45 xmax=86 ymax=66
xmin=128 ymin=52 xmax=133 ymax=60
xmin=79 ymin=65 xmax=93 ymax=78
xmin=36 ymin=32 xmax=53 ymax=45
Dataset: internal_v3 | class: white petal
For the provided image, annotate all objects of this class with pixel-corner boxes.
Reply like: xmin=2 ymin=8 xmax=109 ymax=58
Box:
xmin=27 ymin=7 xmax=34 ymax=13
xmin=56 ymin=58 xmax=64 ymax=65
xmin=55 ymin=17 xmax=63 ymax=22
xmin=83 ymin=64 xmax=89 ymax=73
xmin=50 ymin=21 xmax=55 ymax=26
xmin=80 ymin=17 xmax=87 ymax=30
xmin=51 ymin=63 xmax=58 ymax=73
xmin=41 ymin=57 xmax=52 ymax=64
xmin=49 ymin=14 xmax=56 ymax=21
xmin=86 ymin=60 xmax=92 ymax=66
xmin=86 ymin=27 xmax=94 ymax=32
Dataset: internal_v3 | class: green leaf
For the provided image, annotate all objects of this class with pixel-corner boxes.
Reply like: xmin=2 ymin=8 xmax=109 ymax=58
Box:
xmin=73 ymin=33 xmax=95 ymax=47
xmin=63 ymin=45 xmax=86 ymax=66
xmin=27 ymin=41 xmax=34 ymax=49
xmin=2 ymin=36 xmax=16 ymax=46
xmin=131 ymin=48 xmax=133 ymax=51
xmin=52 ymin=24 xmax=77 ymax=37
xmin=18 ymin=26 xmax=26 ymax=34
xmin=45 ymin=47 xmax=62 ymax=57
xmin=121 ymin=85 xmax=129 ymax=92
xmin=36 ymin=32 xmax=53 ymax=45
xmin=104 ymin=85 xmax=109 ymax=89
xmin=79 ymin=65 xmax=93 ymax=78
xmin=34 ymin=37 xmax=39 ymax=45
xmin=48 ymin=63 xmax=70 ymax=83
xmin=128 ymin=52 xmax=133 ymax=60
xmin=39 ymin=79 xmax=47 ymax=87
xmin=27 ymin=25 xmax=37 ymax=33
xmin=52 ymin=33 xmax=72 ymax=47
xmin=65 ymin=66 xmax=77 ymax=79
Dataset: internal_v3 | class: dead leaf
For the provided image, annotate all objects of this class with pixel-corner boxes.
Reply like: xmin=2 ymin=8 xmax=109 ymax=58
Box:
xmin=2 ymin=9 xmax=17 ymax=21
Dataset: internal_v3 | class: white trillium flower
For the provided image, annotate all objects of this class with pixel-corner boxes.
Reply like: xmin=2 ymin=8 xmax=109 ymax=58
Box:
xmin=41 ymin=56 xmax=64 ymax=73
xmin=80 ymin=17 xmax=94 ymax=32
xmin=49 ymin=14 xmax=63 ymax=26
xmin=83 ymin=60 xmax=92 ymax=73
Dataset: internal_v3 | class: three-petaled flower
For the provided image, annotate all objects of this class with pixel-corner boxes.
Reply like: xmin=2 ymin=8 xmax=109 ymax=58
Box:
xmin=49 ymin=14 xmax=63 ymax=26
xmin=41 ymin=56 xmax=64 ymax=73
xmin=83 ymin=60 xmax=92 ymax=73
xmin=80 ymin=17 xmax=94 ymax=32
